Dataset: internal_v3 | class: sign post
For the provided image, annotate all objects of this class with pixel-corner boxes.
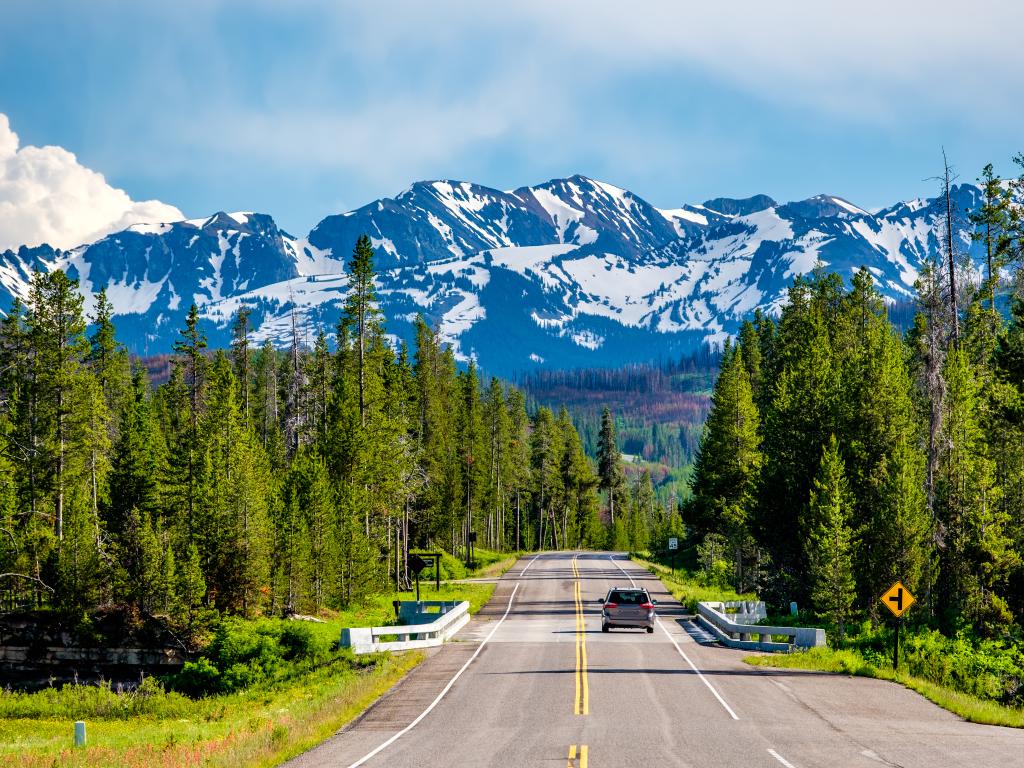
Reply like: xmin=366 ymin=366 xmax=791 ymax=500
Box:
xmin=880 ymin=581 xmax=915 ymax=672
xmin=668 ymin=537 xmax=678 ymax=575
xmin=409 ymin=551 xmax=442 ymax=598
xmin=409 ymin=554 xmax=434 ymax=602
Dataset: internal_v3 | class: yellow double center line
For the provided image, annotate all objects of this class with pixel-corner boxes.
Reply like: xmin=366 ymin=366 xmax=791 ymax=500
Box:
xmin=572 ymin=554 xmax=589 ymax=715
xmin=567 ymin=743 xmax=589 ymax=767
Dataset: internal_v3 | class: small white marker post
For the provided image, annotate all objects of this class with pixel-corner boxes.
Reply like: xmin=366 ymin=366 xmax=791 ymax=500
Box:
xmin=74 ymin=720 xmax=86 ymax=747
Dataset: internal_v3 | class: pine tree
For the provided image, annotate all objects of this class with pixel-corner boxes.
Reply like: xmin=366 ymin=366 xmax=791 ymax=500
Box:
xmin=484 ymin=377 xmax=511 ymax=550
xmin=458 ymin=362 xmax=485 ymax=558
xmin=106 ymin=370 xmax=160 ymax=548
xmin=202 ymin=351 xmax=271 ymax=614
xmin=172 ymin=304 xmax=208 ymax=544
xmin=88 ymin=287 xmax=131 ymax=431
xmin=871 ymin=437 xmax=931 ymax=603
xmin=231 ymin=307 xmax=253 ymax=430
xmin=27 ymin=270 xmax=90 ymax=542
xmin=506 ymin=389 xmax=532 ymax=550
xmin=177 ymin=542 xmax=206 ymax=634
xmin=596 ymin=408 xmax=626 ymax=526
xmin=936 ymin=346 xmax=1016 ymax=635
xmin=756 ymin=276 xmax=839 ymax=602
xmin=530 ymin=407 xmax=562 ymax=550
xmin=341 ymin=235 xmax=383 ymax=428
xmin=807 ymin=436 xmax=856 ymax=641
xmin=689 ymin=342 xmax=761 ymax=588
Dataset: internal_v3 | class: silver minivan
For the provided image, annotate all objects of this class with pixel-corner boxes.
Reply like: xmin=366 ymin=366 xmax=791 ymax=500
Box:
xmin=600 ymin=587 xmax=656 ymax=633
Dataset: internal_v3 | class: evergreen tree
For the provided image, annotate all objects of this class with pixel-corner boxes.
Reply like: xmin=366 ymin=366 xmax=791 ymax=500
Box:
xmin=689 ymin=342 xmax=761 ymax=588
xmin=341 ymin=235 xmax=383 ymax=427
xmin=506 ymin=389 xmax=532 ymax=550
xmin=177 ymin=542 xmax=206 ymax=634
xmin=807 ymin=436 xmax=856 ymax=641
xmin=597 ymin=408 xmax=626 ymax=526
xmin=231 ymin=306 xmax=253 ymax=430
xmin=87 ymin=287 xmax=131 ymax=431
xmin=530 ymin=407 xmax=562 ymax=550
xmin=27 ymin=270 xmax=90 ymax=541
xmin=172 ymin=304 xmax=208 ymax=544
xmin=936 ymin=346 xmax=1015 ymax=634
xmin=484 ymin=377 xmax=511 ymax=550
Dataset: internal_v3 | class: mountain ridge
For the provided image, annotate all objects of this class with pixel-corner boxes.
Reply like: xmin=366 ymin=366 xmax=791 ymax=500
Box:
xmin=0 ymin=175 xmax=987 ymax=374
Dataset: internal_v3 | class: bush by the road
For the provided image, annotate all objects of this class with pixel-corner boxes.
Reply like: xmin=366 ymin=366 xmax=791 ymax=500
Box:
xmin=168 ymin=617 xmax=354 ymax=697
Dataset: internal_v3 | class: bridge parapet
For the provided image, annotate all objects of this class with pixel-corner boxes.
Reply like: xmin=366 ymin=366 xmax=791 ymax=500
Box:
xmin=341 ymin=600 xmax=470 ymax=654
xmin=698 ymin=601 xmax=825 ymax=651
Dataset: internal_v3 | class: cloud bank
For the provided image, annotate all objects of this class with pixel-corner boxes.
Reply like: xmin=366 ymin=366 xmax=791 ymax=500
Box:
xmin=0 ymin=113 xmax=182 ymax=252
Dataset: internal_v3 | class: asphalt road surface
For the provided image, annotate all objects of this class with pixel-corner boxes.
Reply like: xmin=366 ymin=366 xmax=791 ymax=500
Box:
xmin=287 ymin=552 xmax=1024 ymax=768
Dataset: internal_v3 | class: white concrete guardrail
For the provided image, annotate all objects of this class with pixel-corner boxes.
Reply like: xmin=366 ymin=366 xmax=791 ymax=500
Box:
xmin=340 ymin=600 xmax=471 ymax=654
xmin=697 ymin=601 xmax=826 ymax=651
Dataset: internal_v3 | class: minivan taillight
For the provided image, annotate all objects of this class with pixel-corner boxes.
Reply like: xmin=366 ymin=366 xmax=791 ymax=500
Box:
xmin=640 ymin=602 xmax=654 ymax=610
xmin=604 ymin=602 xmax=618 ymax=609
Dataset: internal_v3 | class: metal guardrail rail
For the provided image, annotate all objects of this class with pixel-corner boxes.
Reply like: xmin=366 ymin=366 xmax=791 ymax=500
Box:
xmin=340 ymin=600 xmax=471 ymax=655
xmin=697 ymin=601 xmax=826 ymax=651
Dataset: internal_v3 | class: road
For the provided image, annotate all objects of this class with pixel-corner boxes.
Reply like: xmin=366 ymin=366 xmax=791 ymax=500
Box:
xmin=288 ymin=552 xmax=1024 ymax=768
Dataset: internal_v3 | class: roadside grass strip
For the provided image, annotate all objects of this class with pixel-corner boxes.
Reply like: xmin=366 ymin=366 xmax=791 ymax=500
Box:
xmin=745 ymin=647 xmax=1024 ymax=728
xmin=0 ymin=652 xmax=421 ymax=768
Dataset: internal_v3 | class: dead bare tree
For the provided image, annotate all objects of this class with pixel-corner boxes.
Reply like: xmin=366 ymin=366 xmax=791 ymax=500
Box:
xmin=941 ymin=149 xmax=961 ymax=346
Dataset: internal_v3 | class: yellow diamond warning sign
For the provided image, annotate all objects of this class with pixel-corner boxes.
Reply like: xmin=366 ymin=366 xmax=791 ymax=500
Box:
xmin=880 ymin=582 xmax=915 ymax=618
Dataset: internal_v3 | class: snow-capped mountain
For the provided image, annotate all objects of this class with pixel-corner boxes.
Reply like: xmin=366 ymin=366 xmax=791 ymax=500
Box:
xmin=0 ymin=176 xmax=987 ymax=374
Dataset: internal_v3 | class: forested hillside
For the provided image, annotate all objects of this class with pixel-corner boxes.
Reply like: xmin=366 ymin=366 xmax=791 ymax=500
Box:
xmin=0 ymin=236 xmax=612 ymax=625
xmin=688 ymin=160 xmax=1024 ymax=637
xmin=520 ymin=352 xmax=718 ymax=504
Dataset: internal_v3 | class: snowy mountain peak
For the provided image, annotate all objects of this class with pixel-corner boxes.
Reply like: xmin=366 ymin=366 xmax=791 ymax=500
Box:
xmin=0 ymin=176 xmax=998 ymax=374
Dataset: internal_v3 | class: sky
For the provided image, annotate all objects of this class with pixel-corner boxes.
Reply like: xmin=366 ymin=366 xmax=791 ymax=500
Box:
xmin=2 ymin=0 xmax=1024 ymax=251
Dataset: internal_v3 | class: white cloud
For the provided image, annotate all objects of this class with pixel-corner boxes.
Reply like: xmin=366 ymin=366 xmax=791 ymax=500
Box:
xmin=0 ymin=113 xmax=183 ymax=252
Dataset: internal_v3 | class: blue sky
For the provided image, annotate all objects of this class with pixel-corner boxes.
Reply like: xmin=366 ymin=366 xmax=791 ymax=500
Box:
xmin=3 ymin=0 xmax=1023 ymax=240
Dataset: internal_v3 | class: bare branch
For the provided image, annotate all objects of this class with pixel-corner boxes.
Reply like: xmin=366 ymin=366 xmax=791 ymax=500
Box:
xmin=0 ymin=572 xmax=55 ymax=593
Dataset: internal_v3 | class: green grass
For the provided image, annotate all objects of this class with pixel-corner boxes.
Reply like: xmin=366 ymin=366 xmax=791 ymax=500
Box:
xmin=630 ymin=555 xmax=754 ymax=612
xmin=744 ymin=647 xmax=1024 ymax=728
xmin=0 ymin=651 xmax=421 ymax=767
xmin=0 ymin=580 xmax=498 ymax=766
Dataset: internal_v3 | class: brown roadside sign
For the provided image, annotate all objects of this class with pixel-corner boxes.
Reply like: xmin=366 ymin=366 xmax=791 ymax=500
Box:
xmin=880 ymin=581 xmax=915 ymax=618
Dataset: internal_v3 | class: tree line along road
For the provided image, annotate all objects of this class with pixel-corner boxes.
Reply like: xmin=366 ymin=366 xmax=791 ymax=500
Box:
xmin=286 ymin=552 xmax=1024 ymax=768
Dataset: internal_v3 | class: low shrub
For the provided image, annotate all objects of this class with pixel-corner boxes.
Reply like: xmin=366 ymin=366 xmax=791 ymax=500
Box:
xmin=167 ymin=616 xmax=345 ymax=697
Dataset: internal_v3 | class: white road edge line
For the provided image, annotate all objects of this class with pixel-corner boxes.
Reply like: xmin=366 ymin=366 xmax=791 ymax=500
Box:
xmin=607 ymin=554 xmax=740 ymax=721
xmin=767 ymin=748 xmax=798 ymax=767
xmin=520 ymin=552 xmax=541 ymax=575
xmin=346 ymin=554 xmax=539 ymax=768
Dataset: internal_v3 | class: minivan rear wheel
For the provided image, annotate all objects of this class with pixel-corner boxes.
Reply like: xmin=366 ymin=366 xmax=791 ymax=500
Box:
xmin=602 ymin=623 xmax=610 ymax=633
xmin=646 ymin=626 xmax=654 ymax=634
